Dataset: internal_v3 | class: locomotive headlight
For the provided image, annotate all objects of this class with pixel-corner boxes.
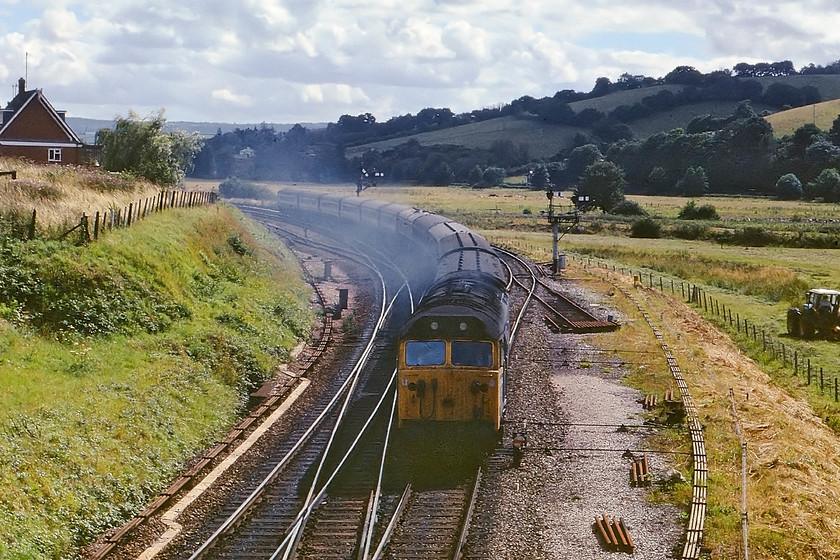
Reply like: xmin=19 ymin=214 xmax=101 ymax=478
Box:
xmin=430 ymin=321 xmax=439 ymax=331
xmin=459 ymin=322 xmax=468 ymax=331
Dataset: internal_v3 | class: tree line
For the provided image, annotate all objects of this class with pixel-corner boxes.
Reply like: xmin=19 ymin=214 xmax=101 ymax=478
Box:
xmin=177 ymin=60 xmax=840 ymax=209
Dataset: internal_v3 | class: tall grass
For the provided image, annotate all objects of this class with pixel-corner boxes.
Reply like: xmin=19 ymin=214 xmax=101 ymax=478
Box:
xmin=0 ymin=157 xmax=161 ymax=233
xmin=570 ymin=246 xmax=809 ymax=303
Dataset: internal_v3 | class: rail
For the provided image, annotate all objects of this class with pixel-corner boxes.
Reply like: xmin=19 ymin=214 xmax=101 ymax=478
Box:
xmin=621 ymin=288 xmax=707 ymax=559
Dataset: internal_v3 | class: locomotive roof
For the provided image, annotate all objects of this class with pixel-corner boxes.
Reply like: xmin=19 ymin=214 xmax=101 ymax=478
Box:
xmin=433 ymin=246 xmax=507 ymax=285
xmin=404 ymin=271 xmax=509 ymax=340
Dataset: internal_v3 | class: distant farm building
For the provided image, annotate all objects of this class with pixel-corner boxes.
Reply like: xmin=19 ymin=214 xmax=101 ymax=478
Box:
xmin=0 ymin=78 xmax=100 ymax=165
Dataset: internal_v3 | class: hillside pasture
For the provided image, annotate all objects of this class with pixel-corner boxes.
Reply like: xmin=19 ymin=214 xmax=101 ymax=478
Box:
xmin=765 ymin=98 xmax=840 ymax=136
xmin=346 ymin=75 xmax=840 ymax=160
xmin=345 ymin=115 xmax=586 ymax=160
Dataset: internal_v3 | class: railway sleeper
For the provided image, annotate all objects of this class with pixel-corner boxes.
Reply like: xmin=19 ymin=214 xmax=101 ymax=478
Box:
xmin=642 ymin=393 xmax=658 ymax=410
xmin=593 ymin=514 xmax=636 ymax=553
xmin=630 ymin=454 xmax=651 ymax=487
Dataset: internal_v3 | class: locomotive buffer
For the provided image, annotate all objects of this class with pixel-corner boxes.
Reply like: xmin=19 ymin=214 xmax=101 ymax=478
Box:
xmin=544 ymin=188 xmax=582 ymax=274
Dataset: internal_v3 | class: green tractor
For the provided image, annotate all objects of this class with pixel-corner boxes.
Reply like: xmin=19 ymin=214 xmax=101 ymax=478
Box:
xmin=787 ymin=288 xmax=840 ymax=339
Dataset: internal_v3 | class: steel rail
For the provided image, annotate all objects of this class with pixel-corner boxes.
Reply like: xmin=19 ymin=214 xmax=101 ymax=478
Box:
xmin=271 ymin=290 xmax=404 ymax=560
xmin=495 ymin=247 xmax=537 ymax=347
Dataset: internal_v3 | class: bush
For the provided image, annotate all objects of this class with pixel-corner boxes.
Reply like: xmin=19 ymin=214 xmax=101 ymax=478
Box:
xmin=732 ymin=226 xmax=781 ymax=247
xmin=672 ymin=222 xmax=709 ymax=240
xmin=678 ymin=200 xmax=720 ymax=220
xmin=218 ymin=178 xmax=273 ymax=200
xmin=630 ymin=217 xmax=662 ymax=238
xmin=610 ymin=200 xmax=647 ymax=216
xmin=774 ymin=173 xmax=803 ymax=200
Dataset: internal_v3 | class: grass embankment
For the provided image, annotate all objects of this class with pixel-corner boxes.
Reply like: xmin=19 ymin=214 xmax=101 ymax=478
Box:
xmin=0 ymin=163 xmax=312 ymax=558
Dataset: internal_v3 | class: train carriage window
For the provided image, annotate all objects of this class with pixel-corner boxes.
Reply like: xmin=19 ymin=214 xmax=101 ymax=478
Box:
xmin=405 ymin=340 xmax=445 ymax=366
xmin=451 ymin=341 xmax=493 ymax=367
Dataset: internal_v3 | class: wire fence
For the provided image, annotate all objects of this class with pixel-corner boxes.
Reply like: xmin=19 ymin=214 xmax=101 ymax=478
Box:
xmin=577 ymin=256 xmax=840 ymax=406
xmin=44 ymin=189 xmax=217 ymax=244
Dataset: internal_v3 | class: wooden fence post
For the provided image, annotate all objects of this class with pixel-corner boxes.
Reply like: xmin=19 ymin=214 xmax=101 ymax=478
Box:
xmin=82 ymin=214 xmax=90 ymax=244
xmin=28 ymin=209 xmax=37 ymax=240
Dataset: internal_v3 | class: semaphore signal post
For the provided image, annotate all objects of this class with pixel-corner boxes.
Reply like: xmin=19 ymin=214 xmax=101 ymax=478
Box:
xmin=544 ymin=188 xmax=583 ymax=274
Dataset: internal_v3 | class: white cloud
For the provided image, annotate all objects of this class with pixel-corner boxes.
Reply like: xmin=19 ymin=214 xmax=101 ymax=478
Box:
xmin=211 ymin=88 xmax=252 ymax=106
xmin=1 ymin=0 xmax=838 ymax=123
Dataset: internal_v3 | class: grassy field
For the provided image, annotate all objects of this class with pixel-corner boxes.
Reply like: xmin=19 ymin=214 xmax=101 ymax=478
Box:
xmin=344 ymin=115 xmax=585 ymax=160
xmin=765 ymin=98 xmax=840 ymax=136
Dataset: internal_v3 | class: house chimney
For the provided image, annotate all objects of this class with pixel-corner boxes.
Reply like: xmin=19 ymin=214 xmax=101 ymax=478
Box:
xmin=18 ymin=77 xmax=26 ymax=95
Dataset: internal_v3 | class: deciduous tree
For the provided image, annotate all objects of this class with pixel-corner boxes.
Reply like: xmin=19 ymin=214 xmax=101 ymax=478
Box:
xmin=97 ymin=110 xmax=203 ymax=186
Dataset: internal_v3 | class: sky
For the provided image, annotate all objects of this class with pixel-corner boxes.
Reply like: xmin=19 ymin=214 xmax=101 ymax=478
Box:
xmin=1 ymin=0 xmax=840 ymax=126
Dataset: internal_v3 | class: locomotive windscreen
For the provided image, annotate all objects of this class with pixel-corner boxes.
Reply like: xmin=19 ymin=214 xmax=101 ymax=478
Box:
xmin=405 ymin=340 xmax=446 ymax=366
xmin=451 ymin=341 xmax=493 ymax=367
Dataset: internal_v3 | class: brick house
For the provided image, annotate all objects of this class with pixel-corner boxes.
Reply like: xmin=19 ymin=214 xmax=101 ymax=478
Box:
xmin=0 ymin=78 xmax=100 ymax=165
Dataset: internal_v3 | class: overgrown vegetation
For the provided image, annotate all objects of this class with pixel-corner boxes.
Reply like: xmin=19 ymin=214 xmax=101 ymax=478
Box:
xmin=0 ymin=168 xmax=312 ymax=558
xmin=677 ymin=200 xmax=720 ymax=220
xmin=0 ymin=158 xmax=161 ymax=233
xmin=97 ymin=110 xmax=204 ymax=187
xmin=218 ymin=177 xmax=274 ymax=200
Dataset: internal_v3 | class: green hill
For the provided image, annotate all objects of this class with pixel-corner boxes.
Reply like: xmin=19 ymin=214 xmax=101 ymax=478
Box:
xmin=348 ymin=75 xmax=840 ymax=158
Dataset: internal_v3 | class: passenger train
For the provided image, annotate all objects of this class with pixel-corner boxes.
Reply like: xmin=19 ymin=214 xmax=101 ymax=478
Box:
xmin=275 ymin=189 xmax=511 ymax=431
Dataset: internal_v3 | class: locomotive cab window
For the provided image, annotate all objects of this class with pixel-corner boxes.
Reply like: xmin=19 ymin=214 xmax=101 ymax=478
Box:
xmin=405 ymin=340 xmax=445 ymax=366
xmin=451 ymin=341 xmax=493 ymax=367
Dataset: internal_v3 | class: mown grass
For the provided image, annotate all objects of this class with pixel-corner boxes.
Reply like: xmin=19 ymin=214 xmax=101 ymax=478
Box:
xmin=0 ymin=200 xmax=312 ymax=558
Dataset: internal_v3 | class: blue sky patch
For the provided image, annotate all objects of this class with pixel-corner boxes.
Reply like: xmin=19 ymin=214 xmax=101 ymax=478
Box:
xmin=580 ymin=30 xmax=708 ymax=59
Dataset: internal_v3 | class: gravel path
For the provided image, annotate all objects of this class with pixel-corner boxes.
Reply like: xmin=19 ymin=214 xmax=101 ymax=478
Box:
xmin=466 ymin=272 xmax=684 ymax=560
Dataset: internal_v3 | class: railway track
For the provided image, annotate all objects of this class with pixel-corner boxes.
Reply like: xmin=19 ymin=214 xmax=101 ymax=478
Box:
xmin=109 ymin=204 xmax=691 ymax=560
xmin=126 ymin=207 xmax=406 ymax=559
xmin=379 ymin=477 xmax=478 ymax=560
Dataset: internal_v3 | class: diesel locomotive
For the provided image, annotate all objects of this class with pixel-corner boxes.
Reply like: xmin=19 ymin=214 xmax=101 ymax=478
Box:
xmin=275 ymin=189 xmax=511 ymax=431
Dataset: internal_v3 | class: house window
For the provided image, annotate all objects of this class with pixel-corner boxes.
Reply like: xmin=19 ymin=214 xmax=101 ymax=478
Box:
xmin=48 ymin=148 xmax=62 ymax=162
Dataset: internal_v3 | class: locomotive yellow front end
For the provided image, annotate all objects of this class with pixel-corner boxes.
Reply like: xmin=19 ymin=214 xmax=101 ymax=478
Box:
xmin=397 ymin=314 xmax=506 ymax=430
